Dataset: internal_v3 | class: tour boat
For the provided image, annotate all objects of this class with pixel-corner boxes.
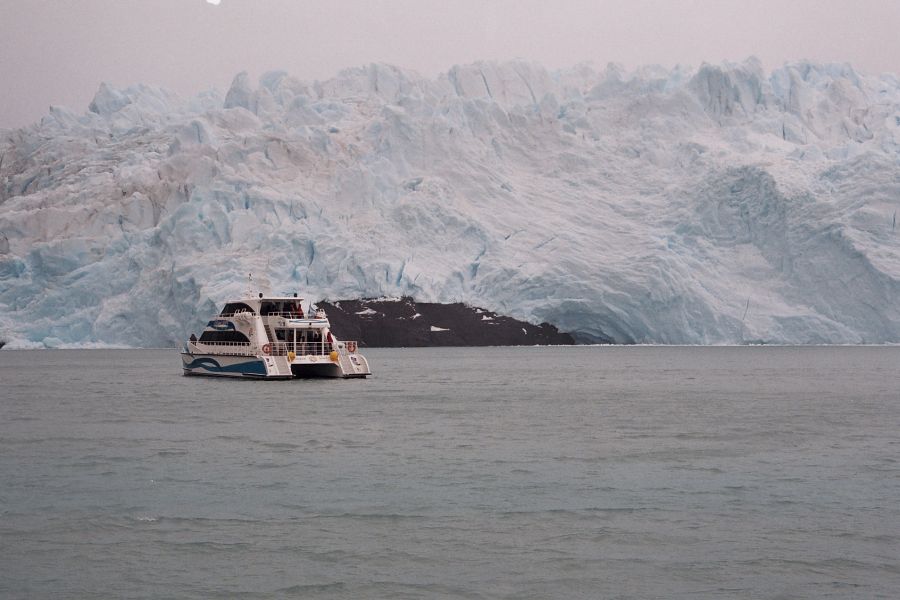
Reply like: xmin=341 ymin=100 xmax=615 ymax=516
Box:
xmin=181 ymin=292 xmax=371 ymax=379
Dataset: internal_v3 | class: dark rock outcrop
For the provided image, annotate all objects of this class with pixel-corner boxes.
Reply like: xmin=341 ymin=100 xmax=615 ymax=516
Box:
xmin=316 ymin=297 xmax=575 ymax=347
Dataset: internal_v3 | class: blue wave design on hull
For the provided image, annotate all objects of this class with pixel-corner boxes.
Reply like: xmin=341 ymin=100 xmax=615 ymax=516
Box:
xmin=183 ymin=357 xmax=267 ymax=376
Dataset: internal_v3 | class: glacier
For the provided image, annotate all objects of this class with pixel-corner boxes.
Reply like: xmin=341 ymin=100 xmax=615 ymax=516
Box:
xmin=3 ymin=58 xmax=900 ymax=347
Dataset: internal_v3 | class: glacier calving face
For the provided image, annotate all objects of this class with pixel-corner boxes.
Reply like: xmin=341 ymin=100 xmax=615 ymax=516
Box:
xmin=3 ymin=59 xmax=900 ymax=347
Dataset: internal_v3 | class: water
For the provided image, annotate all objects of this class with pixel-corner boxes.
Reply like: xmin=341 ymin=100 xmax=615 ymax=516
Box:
xmin=1 ymin=346 xmax=899 ymax=599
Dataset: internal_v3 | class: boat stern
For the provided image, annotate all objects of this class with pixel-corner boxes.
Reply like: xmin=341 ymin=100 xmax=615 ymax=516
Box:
xmin=285 ymin=343 xmax=371 ymax=378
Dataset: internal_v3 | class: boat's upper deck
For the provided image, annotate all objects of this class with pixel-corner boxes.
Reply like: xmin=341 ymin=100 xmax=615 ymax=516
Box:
xmin=218 ymin=295 xmax=307 ymax=318
xmin=211 ymin=295 xmax=330 ymax=332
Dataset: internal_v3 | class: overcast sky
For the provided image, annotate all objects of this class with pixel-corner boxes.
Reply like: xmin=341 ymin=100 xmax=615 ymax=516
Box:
xmin=3 ymin=0 xmax=900 ymax=129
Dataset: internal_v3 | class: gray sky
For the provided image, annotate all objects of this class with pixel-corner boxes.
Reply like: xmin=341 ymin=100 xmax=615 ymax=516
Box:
xmin=3 ymin=0 xmax=900 ymax=129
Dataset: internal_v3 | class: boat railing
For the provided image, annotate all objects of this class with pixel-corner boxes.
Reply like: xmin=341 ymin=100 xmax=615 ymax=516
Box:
xmin=189 ymin=339 xmax=361 ymax=358
xmin=262 ymin=312 xmax=325 ymax=320
xmin=268 ymin=341 xmax=335 ymax=356
xmin=188 ymin=340 xmax=255 ymax=356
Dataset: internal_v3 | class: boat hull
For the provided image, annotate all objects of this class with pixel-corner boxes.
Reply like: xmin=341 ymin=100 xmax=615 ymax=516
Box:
xmin=181 ymin=352 xmax=369 ymax=379
xmin=180 ymin=353 xmax=291 ymax=379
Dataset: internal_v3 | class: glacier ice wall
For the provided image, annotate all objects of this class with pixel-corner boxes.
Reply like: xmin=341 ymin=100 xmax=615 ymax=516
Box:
xmin=3 ymin=59 xmax=900 ymax=347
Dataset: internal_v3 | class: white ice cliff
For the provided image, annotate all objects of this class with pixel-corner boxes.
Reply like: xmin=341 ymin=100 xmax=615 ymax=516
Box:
xmin=3 ymin=58 xmax=900 ymax=346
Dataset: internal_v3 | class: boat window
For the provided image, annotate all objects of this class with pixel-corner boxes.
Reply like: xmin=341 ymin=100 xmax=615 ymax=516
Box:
xmin=279 ymin=301 xmax=299 ymax=316
xmin=258 ymin=300 xmax=304 ymax=317
xmin=219 ymin=302 xmax=255 ymax=316
xmin=199 ymin=330 xmax=251 ymax=343
xmin=275 ymin=329 xmax=287 ymax=341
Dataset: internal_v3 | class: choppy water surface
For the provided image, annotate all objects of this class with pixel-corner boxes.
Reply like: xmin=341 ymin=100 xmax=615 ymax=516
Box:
xmin=1 ymin=346 xmax=899 ymax=599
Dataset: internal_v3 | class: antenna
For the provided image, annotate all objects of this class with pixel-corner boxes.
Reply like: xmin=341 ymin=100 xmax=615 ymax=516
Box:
xmin=248 ymin=273 xmax=253 ymax=297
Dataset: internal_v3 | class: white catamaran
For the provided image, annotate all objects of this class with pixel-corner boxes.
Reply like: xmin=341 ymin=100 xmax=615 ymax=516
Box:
xmin=181 ymin=292 xmax=371 ymax=379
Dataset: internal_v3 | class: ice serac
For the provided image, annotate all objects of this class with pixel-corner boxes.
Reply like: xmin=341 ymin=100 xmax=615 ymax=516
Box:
xmin=3 ymin=58 xmax=900 ymax=347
